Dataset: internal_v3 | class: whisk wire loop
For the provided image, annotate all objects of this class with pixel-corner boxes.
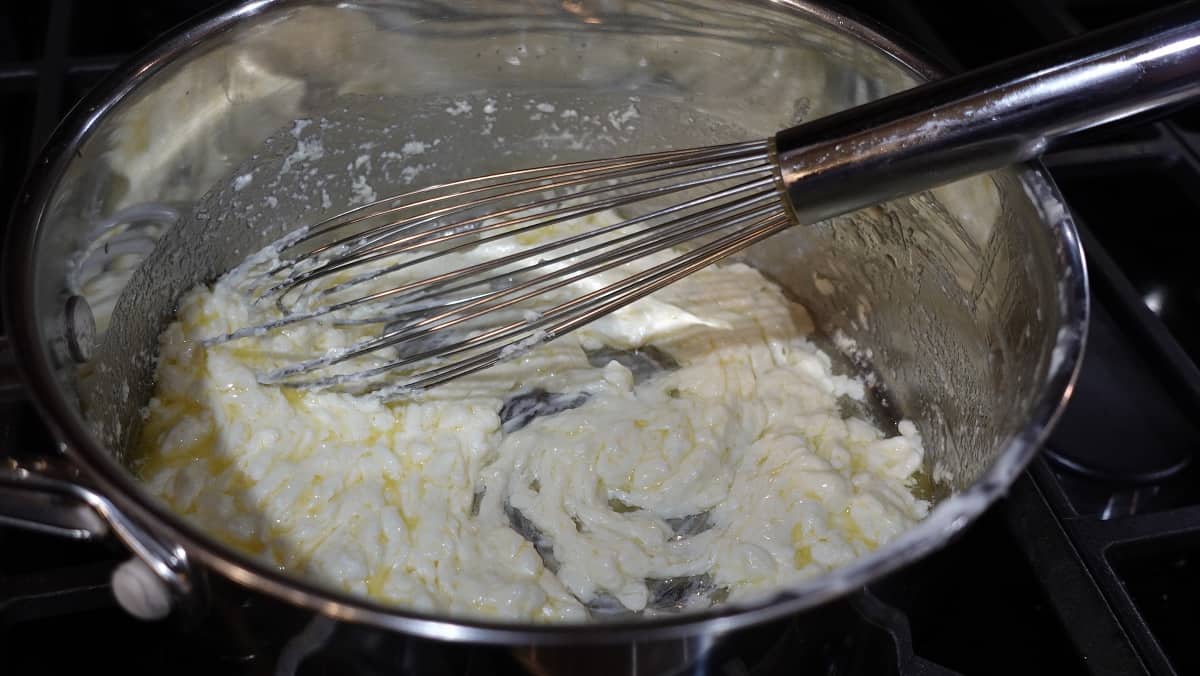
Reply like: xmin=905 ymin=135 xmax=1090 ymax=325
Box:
xmin=223 ymin=141 xmax=793 ymax=396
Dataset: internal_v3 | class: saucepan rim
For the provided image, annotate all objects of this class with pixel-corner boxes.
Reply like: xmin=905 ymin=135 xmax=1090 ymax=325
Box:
xmin=1 ymin=0 xmax=1088 ymax=645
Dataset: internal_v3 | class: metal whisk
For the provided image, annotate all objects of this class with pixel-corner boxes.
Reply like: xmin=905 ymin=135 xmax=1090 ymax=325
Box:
xmin=216 ymin=4 xmax=1200 ymax=396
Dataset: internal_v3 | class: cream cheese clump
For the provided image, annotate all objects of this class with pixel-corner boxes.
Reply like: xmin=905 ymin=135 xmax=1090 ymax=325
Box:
xmin=136 ymin=211 xmax=930 ymax=622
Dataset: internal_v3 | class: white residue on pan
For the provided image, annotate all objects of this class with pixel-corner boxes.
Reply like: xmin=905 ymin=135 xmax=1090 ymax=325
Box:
xmin=219 ymin=92 xmax=653 ymax=260
xmin=524 ymin=97 xmax=643 ymax=152
xmin=347 ymin=155 xmax=378 ymax=205
xmin=832 ymin=329 xmax=875 ymax=360
xmin=279 ymin=119 xmax=325 ymax=176
xmin=445 ymin=99 xmax=473 ymax=116
xmin=526 ymin=100 xmax=562 ymax=123
xmin=608 ymin=101 xmax=641 ymax=131
xmin=349 ymin=174 xmax=377 ymax=205
xmin=233 ymin=171 xmax=255 ymax=191
xmin=832 ymin=329 xmax=877 ymax=387
xmin=481 ymin=98 xmax=498 ymax=136
xmin=530 ymin=130 xmax=590 ymax=151
xmin=380 ymin=138 xmax=440 ymax=184
xmin=262 ymin=112 xmax=449 ymax=216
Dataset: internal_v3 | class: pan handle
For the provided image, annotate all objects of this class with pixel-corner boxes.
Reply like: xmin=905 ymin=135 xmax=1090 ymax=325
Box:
xmin=0 ymin=458 xmax=111 ymax=539
xmin=0 ymin=458 xmax=196 ymax=620
xmin=0 ymin=336 xmax=196 ymax=620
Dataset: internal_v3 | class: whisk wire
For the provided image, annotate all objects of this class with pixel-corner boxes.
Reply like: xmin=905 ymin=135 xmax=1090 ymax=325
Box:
xmin=228 ymin=141 xmax=794 ymax=395
xmin=277 ymin=141 xmax=769 ymax=271
xmin=254 ymin=181 xmax=780 ymax=378
xmin=386 ymin=209 xmax=795 ymax=395
xmin=264 ymin=203 xmax=791 ymax=390
xmin=268 ymin=153 xmax=773 ymax=303
xmin=232 ymin=170 xmax=777 ymax=341
xmin=296 ymin=169 xmax=778 ymax=313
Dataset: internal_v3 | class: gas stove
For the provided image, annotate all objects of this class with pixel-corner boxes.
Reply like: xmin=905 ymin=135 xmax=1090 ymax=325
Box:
xmin=2 ymin=1 xmax=1198 ymax=675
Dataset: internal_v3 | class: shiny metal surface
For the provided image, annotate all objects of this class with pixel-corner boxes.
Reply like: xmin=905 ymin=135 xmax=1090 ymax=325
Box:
xmin=775 ymin=1 xmax=1200 ymax=226
xmin=1 ymin=0 xmax=1087 ymax=649
xmin=232 ymin=141 xmax=786 ymax=394
xmin=0 ymin=456 xmax=195 ymax=604
xmin=0 ymin=464 xmax=109 ymax=540
xmin=236 ymin=3 xmax=1191 ymax=398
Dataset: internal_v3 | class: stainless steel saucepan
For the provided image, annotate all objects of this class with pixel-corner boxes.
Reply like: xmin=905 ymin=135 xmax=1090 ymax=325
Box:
xmin=1 ymin=0 xmax=1088 ymax=670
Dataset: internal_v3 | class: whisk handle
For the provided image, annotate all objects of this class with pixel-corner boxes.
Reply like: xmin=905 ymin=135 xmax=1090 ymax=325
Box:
xmin=773 ymin=1 xmax=1200 ymax=224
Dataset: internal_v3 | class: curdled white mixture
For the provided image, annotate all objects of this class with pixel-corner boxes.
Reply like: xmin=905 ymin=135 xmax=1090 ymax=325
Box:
xmin=136 ymin=210 xmax=930 ymax=622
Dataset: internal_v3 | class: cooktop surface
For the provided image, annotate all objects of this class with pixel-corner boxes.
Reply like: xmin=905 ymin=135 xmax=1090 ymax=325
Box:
xmin=2 ymin=1 xmax=1199 ymax=675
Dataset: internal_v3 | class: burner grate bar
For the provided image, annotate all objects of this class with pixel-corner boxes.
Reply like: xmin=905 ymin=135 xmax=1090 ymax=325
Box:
xmin=1006 ymin=467 xmax=1150 ymax=674
xmin=28 ymin=0 xmax=71 ymax=162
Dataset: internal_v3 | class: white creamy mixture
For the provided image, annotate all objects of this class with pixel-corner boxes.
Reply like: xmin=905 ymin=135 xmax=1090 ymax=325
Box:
xmin=136 ymin=211 xmax=930 ymax=622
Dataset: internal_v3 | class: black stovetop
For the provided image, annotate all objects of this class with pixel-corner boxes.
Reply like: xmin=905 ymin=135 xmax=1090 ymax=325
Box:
xmin=2 ymin=1 xmax=1199 ymax=675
